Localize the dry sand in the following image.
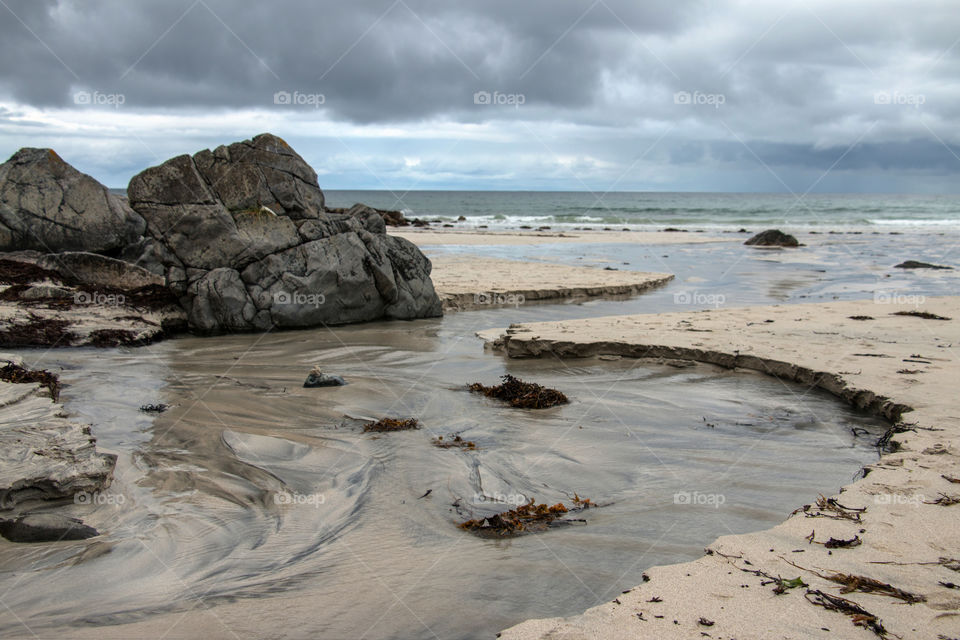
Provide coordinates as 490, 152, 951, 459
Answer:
479, 297, 960, 639
391, 228, 734, 246
428, 256, 673, 310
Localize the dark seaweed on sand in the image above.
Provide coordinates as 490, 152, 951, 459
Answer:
432, 435, 476, 450
0, 362, 61, 401
363, 417, 419, 433
459, 495, 594, 536
468, 374, 568, 409
892, 310, 951, 321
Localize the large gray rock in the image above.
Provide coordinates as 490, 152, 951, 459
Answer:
0, 148, 146, 253
128, 133, 442, 332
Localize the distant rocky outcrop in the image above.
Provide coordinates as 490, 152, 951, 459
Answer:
126, 133, 442, 332
744, 229, 800, 247
0, 148, 145, 253
894, 260, 952, 270
327, 203, 410, 227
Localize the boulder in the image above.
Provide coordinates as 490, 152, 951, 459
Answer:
127, 133, 442, 332
0, 513, 99, 543
0, 148, 145, 253
744, 229, 799, 247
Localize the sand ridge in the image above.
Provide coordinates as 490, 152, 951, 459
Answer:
428, 256, 673, 310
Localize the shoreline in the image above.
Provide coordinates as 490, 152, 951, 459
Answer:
390, 229, 735, 246
427, 256, 674, 310
481, 297, 960, 639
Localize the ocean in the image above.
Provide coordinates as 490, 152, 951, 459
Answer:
324, 190, 960, 232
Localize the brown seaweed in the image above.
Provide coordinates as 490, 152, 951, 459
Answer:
0, 362, 61, 401
468, 374, 568, 409
432, 435, 477, 450
458, 496, 594, 536
892, 310, 951, 321
363, 417, 420, 433
792, 494, 865, 522
804, 589, 888, 637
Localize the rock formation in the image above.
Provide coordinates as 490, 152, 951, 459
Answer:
126, 133, 442, 332
0, 148, 145, 253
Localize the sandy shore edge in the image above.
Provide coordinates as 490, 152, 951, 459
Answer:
391, 229, 734, 246
481, 297, 960, 639
428, 256, 673, 310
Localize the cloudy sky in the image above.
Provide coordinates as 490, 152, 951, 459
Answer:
0, 0, 958, 192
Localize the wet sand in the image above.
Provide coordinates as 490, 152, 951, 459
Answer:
484, 296, 960, 639
428, 256, 673, 310
0, 310, 889, 639
391, 229, 733, 246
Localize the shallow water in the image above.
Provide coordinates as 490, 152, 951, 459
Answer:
1, 308, 888, 639
4, 230, 956, 639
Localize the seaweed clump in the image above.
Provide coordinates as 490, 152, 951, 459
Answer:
363, 417, 419, 433
432, 435, 476, 450
469, 374, 568, 409
459, 495, 594, 537
0, 362, 61, 401
892, 310, 951, 321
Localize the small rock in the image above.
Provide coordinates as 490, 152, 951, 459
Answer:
744, 229, 799, 247
894, 260, 952, 270
303, 366, 346, 388
0, 513, 99, 543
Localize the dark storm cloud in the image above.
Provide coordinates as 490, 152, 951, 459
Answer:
0, 0, 699, 120
1, 0, 959, 190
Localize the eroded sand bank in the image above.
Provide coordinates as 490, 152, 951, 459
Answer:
428, 256, 673, 310
481, 297, 960, 639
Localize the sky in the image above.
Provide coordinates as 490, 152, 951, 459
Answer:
0, 0, 958, 192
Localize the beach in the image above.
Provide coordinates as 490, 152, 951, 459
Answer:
3, 2, 960, 636
0, 217, 957, 639
485, 296, 960, 639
